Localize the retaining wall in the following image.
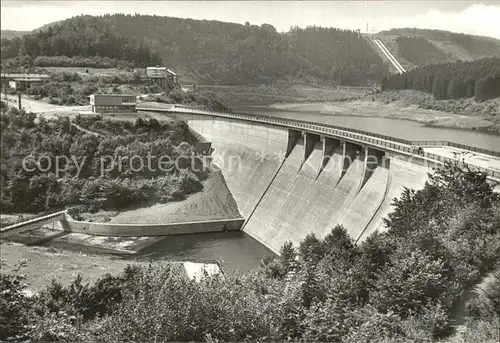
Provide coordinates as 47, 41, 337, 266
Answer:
64, 213, 244, 237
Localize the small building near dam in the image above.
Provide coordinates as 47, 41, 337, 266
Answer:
1, 73, 50, 91
89, 93, 137, 113
146, 67, 178, 90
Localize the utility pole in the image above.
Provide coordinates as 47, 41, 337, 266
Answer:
18, 91, 22, 110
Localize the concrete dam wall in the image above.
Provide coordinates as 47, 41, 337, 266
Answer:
174, 113, 431, 254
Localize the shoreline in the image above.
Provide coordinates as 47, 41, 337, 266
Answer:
5, 224, 164, 255
270, 101, 500, 137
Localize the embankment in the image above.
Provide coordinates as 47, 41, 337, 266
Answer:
106, 170, 241, 224
271, 96, 500, 134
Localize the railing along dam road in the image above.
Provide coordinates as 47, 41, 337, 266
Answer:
138, 105, 500, 179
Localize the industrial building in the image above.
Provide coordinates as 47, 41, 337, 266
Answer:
146, 67, 178, 90
89, 94, 137, 113
1, 73, 50, 91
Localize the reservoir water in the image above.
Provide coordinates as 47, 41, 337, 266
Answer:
241, 106, 500, 152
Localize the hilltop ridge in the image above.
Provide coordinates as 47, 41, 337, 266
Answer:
3, 14, 386, 85
375, 27, 500, 70
0, 30, 28, 40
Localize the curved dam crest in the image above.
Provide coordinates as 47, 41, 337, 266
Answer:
174, 112, 432, 254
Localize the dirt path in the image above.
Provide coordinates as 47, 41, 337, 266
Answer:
71, 122, 104, 137
3, 94, 89, 119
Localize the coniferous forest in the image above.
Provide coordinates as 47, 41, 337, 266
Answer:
382, 57, 500, 101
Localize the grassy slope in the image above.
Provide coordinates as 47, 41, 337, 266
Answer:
195, 84, 371, 108
85, 170, 242, 224
369, 34, 415, 71
374, 28, 500, 69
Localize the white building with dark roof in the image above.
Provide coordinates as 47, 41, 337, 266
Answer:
89, 93, 136, 113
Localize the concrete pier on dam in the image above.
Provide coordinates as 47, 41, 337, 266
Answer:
169, 111, 433, 254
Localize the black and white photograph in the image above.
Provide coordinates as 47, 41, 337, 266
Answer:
1, 0, 499, 341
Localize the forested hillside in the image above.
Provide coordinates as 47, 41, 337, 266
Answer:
381, 28, 500, 58
0, 16, 162, 69
1, 14, 387, 85
382, 57, 500, 101
91, 14, 387, 85
375, 28, 500, 71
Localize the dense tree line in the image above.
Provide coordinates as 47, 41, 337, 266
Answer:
381, 28, 500, 58
396, 36, 448, 65
382, 57, 500, 101
0, 109, 208, 213
0, 16, 162, 69
33, 56, 136, 69
1, 56, 136, 70
1, 162, 499, 342
3, 14, 387, 85
99, 13, 386, 84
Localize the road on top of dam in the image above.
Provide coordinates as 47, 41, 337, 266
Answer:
236, 106, 500, 153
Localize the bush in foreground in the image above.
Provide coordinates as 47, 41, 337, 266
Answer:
1, 163, 498, 342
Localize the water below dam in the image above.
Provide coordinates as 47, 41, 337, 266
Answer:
239, 106, 500, 152
40, 230, 274, 274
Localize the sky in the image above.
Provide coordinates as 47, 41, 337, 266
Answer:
2, 1, 500, 39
